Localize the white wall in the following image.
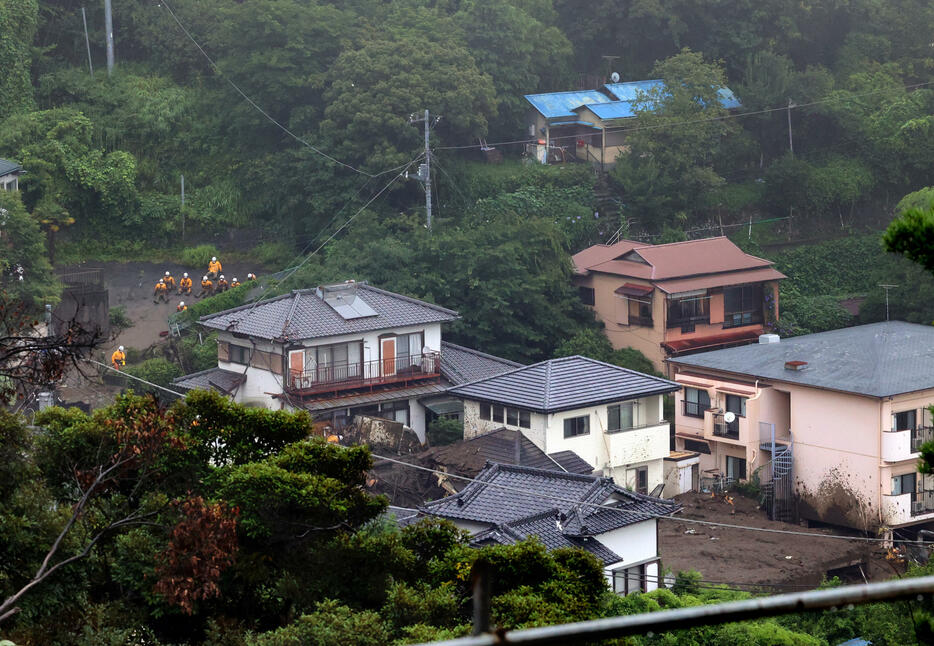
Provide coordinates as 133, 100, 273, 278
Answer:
461, 399, 547, 449
409, 397, 427, 444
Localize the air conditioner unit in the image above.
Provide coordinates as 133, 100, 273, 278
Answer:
912, 501, 925, 514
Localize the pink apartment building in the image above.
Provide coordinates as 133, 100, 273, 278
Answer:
668, 321, 934, 538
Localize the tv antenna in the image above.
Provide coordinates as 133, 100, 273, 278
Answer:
878, 284, 898, 321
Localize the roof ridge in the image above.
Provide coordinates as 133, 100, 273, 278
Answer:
359, 284, 460, 317
199, 290, 295, 323
504, 508, 563, 527
494, 461, 601, 483
543, 360, 553, 408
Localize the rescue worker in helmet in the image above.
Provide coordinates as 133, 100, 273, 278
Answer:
246, 272, 257, 282
230, 277, 241, 288
207, 256, 222, 280
111, 346, 126, 370
197, 275, 214, 299
178, 272, 192, 295
216, 274, 229, 292
163, 271, 176, 291
177, 301, 187, 312
153, 278, 169, 304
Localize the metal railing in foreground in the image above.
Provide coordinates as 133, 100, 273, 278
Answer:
412, 572, 934, 646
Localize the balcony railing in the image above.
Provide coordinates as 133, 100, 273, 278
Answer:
629, 315, 653, 327
911, 490, 934, 516
712, 412, 739, 440
911, 426, 934, 453
682, 400, 706, 418
722, 310, 764, 329
288, 352, 440, 396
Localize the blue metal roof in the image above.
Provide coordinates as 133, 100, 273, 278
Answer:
524, 90, 612, 119
603, 79, 664, 103
577, 101, 640, 120
598, 80, 742, 118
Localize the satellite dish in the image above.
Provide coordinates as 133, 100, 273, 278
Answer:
610, 72, 621, 83
723, 412, 736, 424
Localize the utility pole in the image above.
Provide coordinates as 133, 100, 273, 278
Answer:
787, 99, 795, 157
409, 109, 436, 230
104, 0, 114, 76
879, 284, 898, 321
180, 174, 185, 242
81, 8, 94, 78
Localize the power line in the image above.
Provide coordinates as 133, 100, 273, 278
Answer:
371, 453, 934, 547
435, 79, 934, 152
86, 359, 186, 398
158, 0, 401, 179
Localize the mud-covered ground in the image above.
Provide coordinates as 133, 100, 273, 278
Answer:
659, 491, 901, 589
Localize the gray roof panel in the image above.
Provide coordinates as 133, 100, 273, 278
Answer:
0, 158, 22, 176
200, 283, 458, 341
668, 321, 934, 398
440, 341, 523, 385
447, 356, 680, 412
173, 367, 245, 393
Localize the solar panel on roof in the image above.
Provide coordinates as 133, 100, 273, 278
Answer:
316, 282, 378, 319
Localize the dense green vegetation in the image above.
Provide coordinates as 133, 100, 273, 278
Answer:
3, 395, 931, 644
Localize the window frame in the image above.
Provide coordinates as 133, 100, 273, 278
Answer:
893, 410, 918, 432
726, 455, 747, 481
722, 283, 765, 329
228, 344, 250, 365
683, 387, 710, 418
563, 415, 590, 438
479, 402, 491, 421
579, 286, 595, 306
626, 296, 653, 327
892, 472, 917, 496
607, 402, 635, 432
666, 294, 710, 329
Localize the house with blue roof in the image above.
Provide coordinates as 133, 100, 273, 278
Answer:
524, 79, 741, 169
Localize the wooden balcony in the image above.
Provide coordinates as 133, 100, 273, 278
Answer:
287, 352, 441, 398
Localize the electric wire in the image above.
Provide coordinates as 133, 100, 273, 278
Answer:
86, 359, 186, 398
370, 452, 934, 547
158, 0, 402, 179
434, 79, 934, 151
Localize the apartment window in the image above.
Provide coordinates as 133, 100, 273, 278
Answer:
519, 410, 531, 429
725, 455, 747, 481
608, 402, 634, 431
667, 293, 709, 329
683, 388, 710, 418
563, 415, 590, 438
228, 344, 250, 365
627, 296, 653, 326
723, 284, 764, 329
893, 410, 918, 431
892, 472, 917, 496
506, 408, 518, 426
479, 403, 491, 421
613, 563, 647, 595
579, 286, 595, 306
633, 466, 648, 494
492, 406, 504, 424
683, 439, 711, 454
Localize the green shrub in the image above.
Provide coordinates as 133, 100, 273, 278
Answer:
109, 306, 133, 333
183, 285, 249, 321
180, 244, 220, 269
427, 417, 462, 446
247, 600, 389, 646
251, 241, 295, 269
123, 358, 182, 390
179, 331, 218, 373
671, 570, 703, 596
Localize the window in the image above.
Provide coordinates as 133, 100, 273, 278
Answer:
229, 344, 250, 365
683, 439, 711, 454
608, 403, 634, 431
506, 408, 518, 426
627, 297, 653, 326
683, 388, 710, 418
725, 394, 746, 417
563, 415, 590, 438
579, 286, 595, 306
633, 466, 648, 494
479, 403, 491, 421
723, 284, 764, 328
892, 472, 917, 496
893, 410, 918, 431
613, 563, 647, 595
726, 455, 747, 481
667, 293, 709, 329
492, 406, 504, 424
396, 332, 424, 369
519, 410, 531, 429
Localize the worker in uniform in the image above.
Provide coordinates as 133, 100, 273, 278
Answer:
246, 272, 256, 282
216, 274, 229, 292
207, 256, 222, 279
163, 271, 176, 291
111, 345, 126, 370
230, 277, 241, 288
177, 301, 187, 312
197, 275, 213, 299
178, 272, 192, 295
153, 278, 169, 304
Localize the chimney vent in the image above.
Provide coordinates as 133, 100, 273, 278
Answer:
759, 334, 780, 344
784, 360, 808, 371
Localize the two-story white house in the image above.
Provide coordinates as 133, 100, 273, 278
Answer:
420, 462, 682, 594
447, 356, 680, 494
173, 280, 519, 441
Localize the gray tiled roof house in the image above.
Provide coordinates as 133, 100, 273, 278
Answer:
447, 355, 680, 413
420, 462, 680, 564
439, 341, 523, 386
199, 283, 458, 341
428, 428, 593, 475
669, 321, 934, 398
173, 367, 244, 393
0, 158, 22, 177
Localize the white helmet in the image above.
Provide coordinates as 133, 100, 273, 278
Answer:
211, 256, 217, 262
159, 278, 164, 283
165, 271, 170, 276
118, 345, 124, 351
183, 272, 188, 277
220, 274, 225, 279
232, 277, 238, 282
203, 275, 208, 281
179, 301, 185, 306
